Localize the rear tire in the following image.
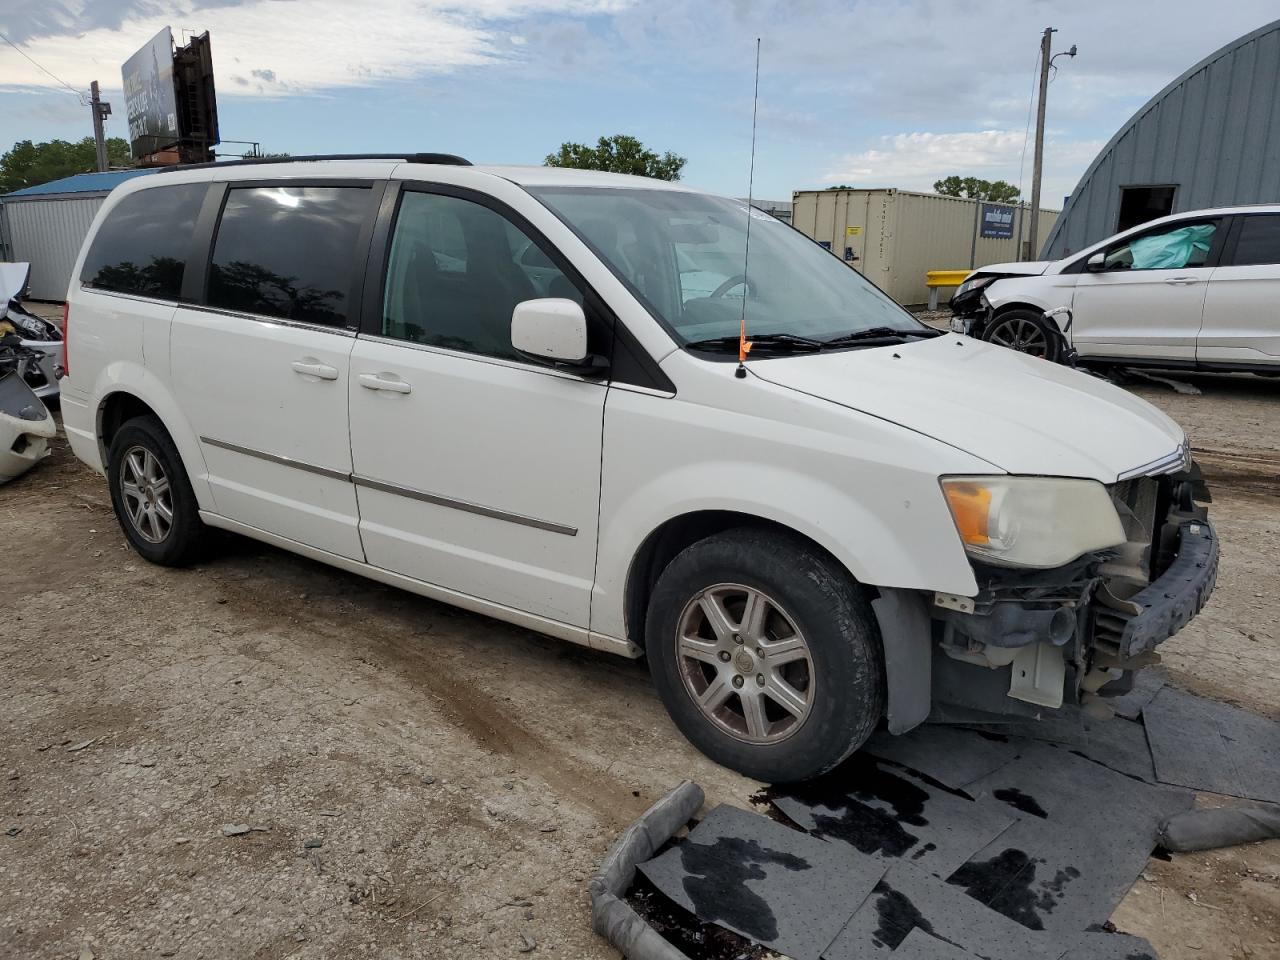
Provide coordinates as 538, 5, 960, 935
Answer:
982, 308, 1063, 362
645, 527, 884, 783
107, 415, 207, 566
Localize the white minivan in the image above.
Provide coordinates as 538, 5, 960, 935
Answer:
60, 155, 1218, 782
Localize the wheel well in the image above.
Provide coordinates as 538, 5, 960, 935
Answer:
623, 511, 860, 650
98, 393, 160, 459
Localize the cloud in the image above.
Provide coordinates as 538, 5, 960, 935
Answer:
824, 130, 1107, 206
0, 0, 632, 97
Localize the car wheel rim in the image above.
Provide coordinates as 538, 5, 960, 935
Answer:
119, 445, 173, 544
675, 583, 814, 745
989, 317, 1049, 357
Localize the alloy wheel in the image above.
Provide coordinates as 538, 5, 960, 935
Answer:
119, 445, 173, 544
675, 583, 814, 744
988, 316, 1050, 357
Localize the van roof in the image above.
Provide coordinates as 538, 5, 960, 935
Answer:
130, 156, 698, 193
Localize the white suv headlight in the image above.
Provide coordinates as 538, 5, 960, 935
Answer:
941, 476, 1126, 569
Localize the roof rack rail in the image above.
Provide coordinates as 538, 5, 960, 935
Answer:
152, 152, 471, 173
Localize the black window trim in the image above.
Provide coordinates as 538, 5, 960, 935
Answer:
189, 177, 386, 333
361, 179, 675, 392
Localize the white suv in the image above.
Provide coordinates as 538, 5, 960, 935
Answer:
950, 206, 1280, 371
60, 155, 1218, 782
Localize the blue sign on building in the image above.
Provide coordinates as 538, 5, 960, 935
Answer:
980, 203, 1016, 239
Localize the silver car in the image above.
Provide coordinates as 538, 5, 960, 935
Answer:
0, 262, 61, 400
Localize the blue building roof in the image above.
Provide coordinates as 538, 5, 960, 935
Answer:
2, 168, 158, 199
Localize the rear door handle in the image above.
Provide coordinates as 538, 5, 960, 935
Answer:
358, 373, 412, 394
1164, 277, 1200, 285
291, 359, 339, 380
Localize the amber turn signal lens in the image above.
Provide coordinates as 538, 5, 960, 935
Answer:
943, 482, 992, 546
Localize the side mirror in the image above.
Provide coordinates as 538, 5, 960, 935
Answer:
512, 298, 608, 378
1086, 252, 1107, 272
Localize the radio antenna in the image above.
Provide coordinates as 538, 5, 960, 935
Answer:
736, 37, 762, 380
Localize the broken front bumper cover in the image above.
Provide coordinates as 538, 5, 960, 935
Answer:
1094, 520, 1219, 658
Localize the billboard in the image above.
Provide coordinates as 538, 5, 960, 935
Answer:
173, 32, 220, 159
979, 203, 1016, 240
122, 27, 179, 159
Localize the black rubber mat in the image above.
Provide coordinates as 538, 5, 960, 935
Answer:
770, 754, 1015, 878
956, 742, 1192, 933
1144, 686, 1280, 803
822, 861, 1058, 960
864, 725, 1020, 791
1105, 670, 1166, 721
892, 928, 981, 959
638, 803, 885, 960
963, 715, 1158, 783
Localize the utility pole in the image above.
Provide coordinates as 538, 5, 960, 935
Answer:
89, 81, 112, 172
1026, 28, 1054, 261
1026, 28, 1077, 260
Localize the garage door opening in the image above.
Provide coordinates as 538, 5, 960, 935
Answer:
1117, 185, 1177, 233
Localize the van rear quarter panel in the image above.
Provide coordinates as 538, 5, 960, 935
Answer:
591, 357, 991, 642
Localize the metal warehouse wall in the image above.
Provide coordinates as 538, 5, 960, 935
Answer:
1044, 19, 1280, 259
792, 189, 1059, 306
1, 194, 105, 300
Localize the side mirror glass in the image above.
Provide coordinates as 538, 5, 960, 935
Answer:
511, 298, 589, 364
1086, 252, 1107, 272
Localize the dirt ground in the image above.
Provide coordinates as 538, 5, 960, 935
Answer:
2, 367, 1277, 960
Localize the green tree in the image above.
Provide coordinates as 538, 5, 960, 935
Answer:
544, 134, 686, 181
825, 184, 855, 190
0, 137, 133, 194
933, 175, 1020, 203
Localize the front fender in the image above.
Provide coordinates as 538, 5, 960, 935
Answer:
91, 360, 216, 511
591, 386, 986, 641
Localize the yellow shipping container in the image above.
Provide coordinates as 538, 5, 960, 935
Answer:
791, 189, 1060, 307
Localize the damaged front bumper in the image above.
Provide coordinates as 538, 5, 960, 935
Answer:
928, 470, 1217, 716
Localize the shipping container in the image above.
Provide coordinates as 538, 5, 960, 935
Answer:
791, 188, 1060, 307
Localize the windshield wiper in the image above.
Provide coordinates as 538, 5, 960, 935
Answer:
685, 333, 825, 353
822, 326, 941, 347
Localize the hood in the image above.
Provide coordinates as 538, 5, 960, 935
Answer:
750, 335, 1185, 483
0, 262, 30, 307
973, 260, 1053, 278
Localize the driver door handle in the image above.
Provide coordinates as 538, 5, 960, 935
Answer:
1164, 277, 1200, 285
358, 373, 412, 394
291, 359, 339, 380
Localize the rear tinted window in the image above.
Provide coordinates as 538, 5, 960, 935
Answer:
80, 183, 205, 299
1230, 215, 1280, 266
206, 186, 373, 327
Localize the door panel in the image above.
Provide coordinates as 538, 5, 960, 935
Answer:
1070, 219, 1220, 360
1199, 215, 1280, 364
169, 182, 381, 559
348, 186, 608, 626
349, 340, 605, 624
172, 310, 362, 557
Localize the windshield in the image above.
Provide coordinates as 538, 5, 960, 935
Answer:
527, 187, 922, 345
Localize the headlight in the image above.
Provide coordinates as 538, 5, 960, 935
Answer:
941, 476, 1125, 569
954, 276, 995, 298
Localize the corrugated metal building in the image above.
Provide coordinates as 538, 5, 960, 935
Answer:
1044, 19, 1280, 259
0, 169, 157, 300
792, 188, 1059, 306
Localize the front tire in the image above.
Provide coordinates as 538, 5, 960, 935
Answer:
646, 528, 884, 783
107, 415, 207, 566
982, 308, 1063, 362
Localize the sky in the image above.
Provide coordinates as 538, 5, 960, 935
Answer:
1, 1, 1277, 206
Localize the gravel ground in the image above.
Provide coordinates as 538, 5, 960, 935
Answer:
2, 360, 1277, 960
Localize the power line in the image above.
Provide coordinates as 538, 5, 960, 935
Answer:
0, 30, 89, 104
